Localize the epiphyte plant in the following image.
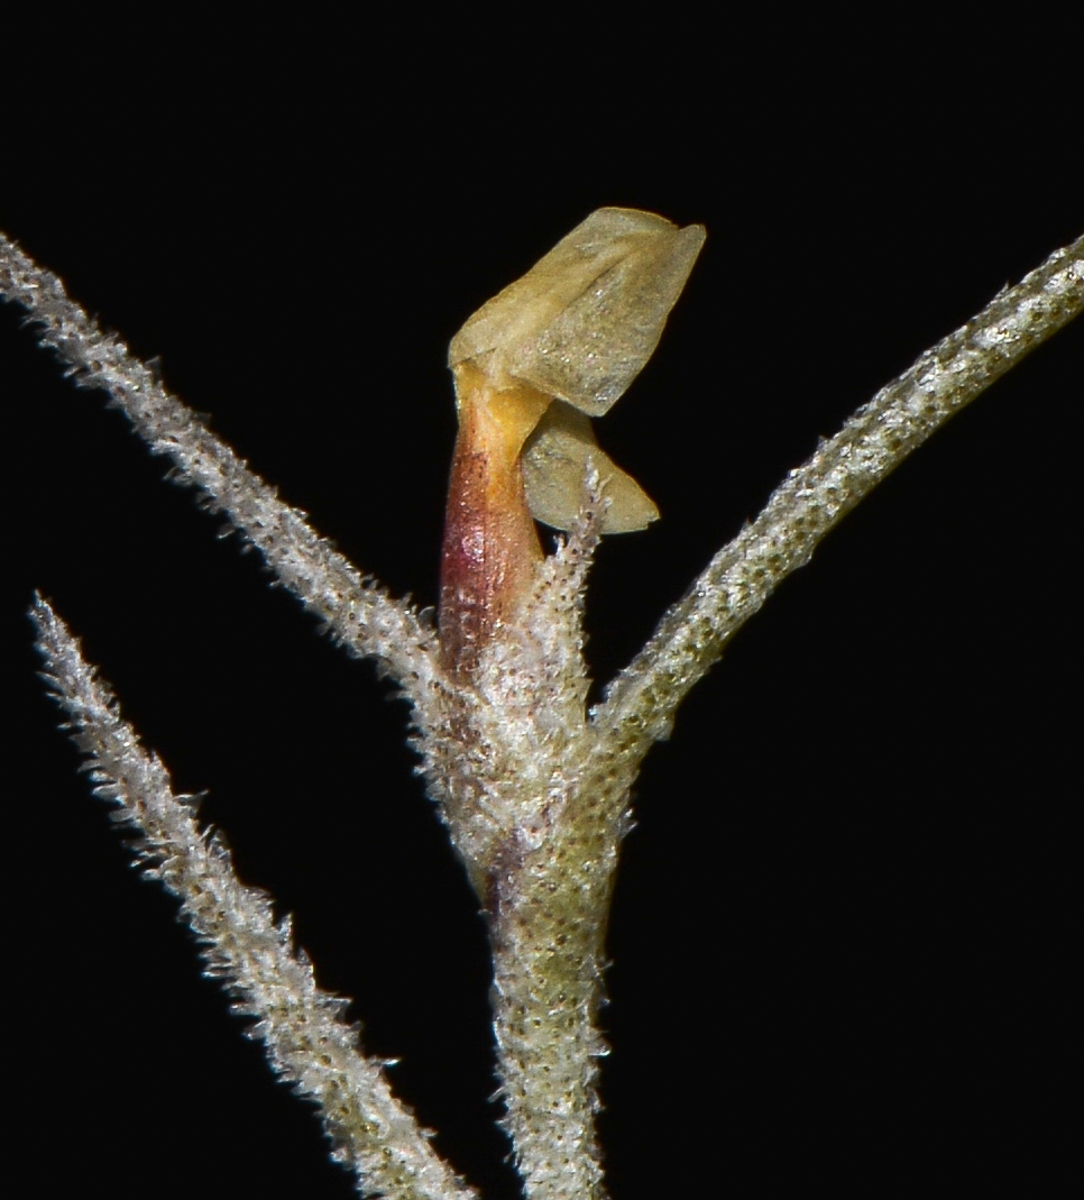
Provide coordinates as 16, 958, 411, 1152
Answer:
3, 212, 1081, 1199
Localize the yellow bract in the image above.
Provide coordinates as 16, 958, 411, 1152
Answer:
449, 207, 705, 533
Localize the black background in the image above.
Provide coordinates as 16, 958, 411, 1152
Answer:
3, 36, 1079, 1200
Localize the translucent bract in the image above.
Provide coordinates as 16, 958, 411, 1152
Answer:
449, 207, 706, 533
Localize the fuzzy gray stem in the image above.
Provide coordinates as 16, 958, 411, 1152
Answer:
1, 233, 441, 700
431, 499, 629, 1199
487, 835, 617, 1200
30, 596, 477, 1200
595, 234, 1083, 752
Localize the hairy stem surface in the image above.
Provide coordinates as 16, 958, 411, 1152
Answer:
0, 233, 440, 700
31, 597, 477, 1200
596, 234, 1083, 751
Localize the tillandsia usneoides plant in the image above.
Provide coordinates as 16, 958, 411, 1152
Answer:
4, 207, 1081, 1200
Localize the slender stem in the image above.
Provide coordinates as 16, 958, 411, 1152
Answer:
0, 232, 441, 701
487, 835, 615, 1200
30, 596, 477, 1200
442, 507, 626, 1200
594, 234, 1083, 752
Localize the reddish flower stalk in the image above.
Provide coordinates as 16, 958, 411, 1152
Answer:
439, 365, 551, 675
